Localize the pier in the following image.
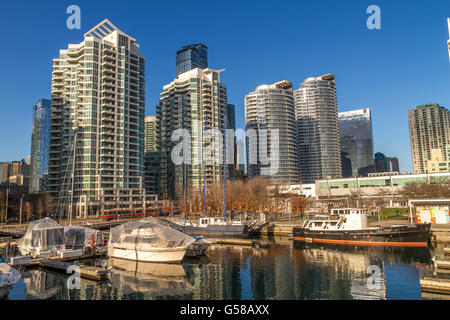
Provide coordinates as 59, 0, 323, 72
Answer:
420, 277, 450, 295
39, 260, 108, 281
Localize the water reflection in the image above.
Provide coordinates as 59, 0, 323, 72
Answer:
6, 240, 440, 300
109, 259, 194, 299
22, 269, 65, 299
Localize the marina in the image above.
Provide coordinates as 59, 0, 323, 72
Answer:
0, 211, 449, 300
1, 239, 447, 300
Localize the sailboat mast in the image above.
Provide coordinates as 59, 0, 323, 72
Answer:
69, 129, 77, 226
184, 133, 187, 223
223, 114, 227, 221
203, 108, 207, 218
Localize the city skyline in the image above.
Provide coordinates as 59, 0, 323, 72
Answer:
1, 1, 450, 174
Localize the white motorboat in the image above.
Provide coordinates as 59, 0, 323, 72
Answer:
108, 217, 195, 263
0, 263, 21, 287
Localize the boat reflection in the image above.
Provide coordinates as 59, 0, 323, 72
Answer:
109, 258, 195, 299
22, 269, 65, 299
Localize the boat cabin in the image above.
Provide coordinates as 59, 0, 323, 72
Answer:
198, 217, 243, 227
303, 208, 369, 230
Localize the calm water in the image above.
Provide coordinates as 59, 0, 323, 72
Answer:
2, 239, 448, 300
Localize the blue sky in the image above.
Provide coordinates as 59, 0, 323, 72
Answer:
1, 0, 450, 173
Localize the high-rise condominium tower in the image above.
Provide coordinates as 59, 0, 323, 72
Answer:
144, 116, 160, 196
338, 108, 375, 177
144, 116, 158, 152
157, 68, 228, 199
48, 19, 146, 217
30, 98, 51, 193
176, 44, 208, 77
245, 80, 298, 183
408, 104, 450, 173
295, 74, 342, 183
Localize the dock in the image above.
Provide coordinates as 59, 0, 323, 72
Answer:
39, 260, 108, 281
420, 277, 450, 295
434, 259, 450, 270
206, 238, 256, 247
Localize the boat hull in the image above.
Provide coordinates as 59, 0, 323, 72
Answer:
292, 223, 431, 247
108, 246, 188, 263
175, 224, 249, 237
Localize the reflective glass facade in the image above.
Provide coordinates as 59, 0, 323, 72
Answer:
245, 80, 298, 183
295, 74, 342, 183
30, 98, 51, 193
175, 44, 208, 77
338, 109, 375, 177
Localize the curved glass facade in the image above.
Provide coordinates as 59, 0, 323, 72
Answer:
245, 81, 298, 183
295, 74, 342, 183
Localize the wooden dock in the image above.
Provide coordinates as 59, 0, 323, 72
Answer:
420, 277, 450, 295
40, 260, 108, 281
434, 259, 450, 270
206, 238, 256, 247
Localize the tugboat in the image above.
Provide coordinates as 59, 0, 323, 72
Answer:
293, 208, 431, 247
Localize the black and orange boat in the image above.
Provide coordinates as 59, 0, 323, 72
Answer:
293, 208, 431, 247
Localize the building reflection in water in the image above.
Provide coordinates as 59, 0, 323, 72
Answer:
13, 241, 434, 300
183, 242, 432, 300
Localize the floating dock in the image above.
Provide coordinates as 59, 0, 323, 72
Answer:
420, 277, 450, 295
434, 260, 450, 270
206, 238, 256, 247
40, 260, 108, 281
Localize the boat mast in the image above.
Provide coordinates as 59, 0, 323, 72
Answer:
223, 113, 227, 222
203, 105, 207, 218
69, 128, 78, 226
184, 132, 187, 223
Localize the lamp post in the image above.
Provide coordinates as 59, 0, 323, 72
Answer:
19, 194, 25, 225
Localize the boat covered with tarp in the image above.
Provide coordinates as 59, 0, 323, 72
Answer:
108, 217, 195, 263
0, 263, 21, 287
17, 218, 65, 257
64, 225, 105, 252
18, 217, 107, 258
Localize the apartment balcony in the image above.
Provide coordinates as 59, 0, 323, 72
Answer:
102, 74, 116, 81
101, 60, 116, 68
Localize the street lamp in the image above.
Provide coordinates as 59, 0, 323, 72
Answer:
19, 194, 25, 225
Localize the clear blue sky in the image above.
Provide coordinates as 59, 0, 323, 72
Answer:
1, 0, 450, 173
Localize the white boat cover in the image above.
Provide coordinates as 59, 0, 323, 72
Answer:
17, 218, 65, 256
109, 217, 195, 249
64, 225, 105, 249
0, 263, 22, 287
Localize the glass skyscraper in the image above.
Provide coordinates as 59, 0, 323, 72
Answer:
295, 74, 342, 183
144, 115, 160, 196
338, 108, 375, 177
245, 80, 298, 183
408, 104, 450, 173
157, 68, 228, 199
30, 98, 51, 193
175, 44, 208, 77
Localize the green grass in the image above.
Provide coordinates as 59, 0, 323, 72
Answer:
368, 207, 410, 221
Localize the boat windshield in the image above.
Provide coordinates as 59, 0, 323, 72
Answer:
123, 236, 160, 245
